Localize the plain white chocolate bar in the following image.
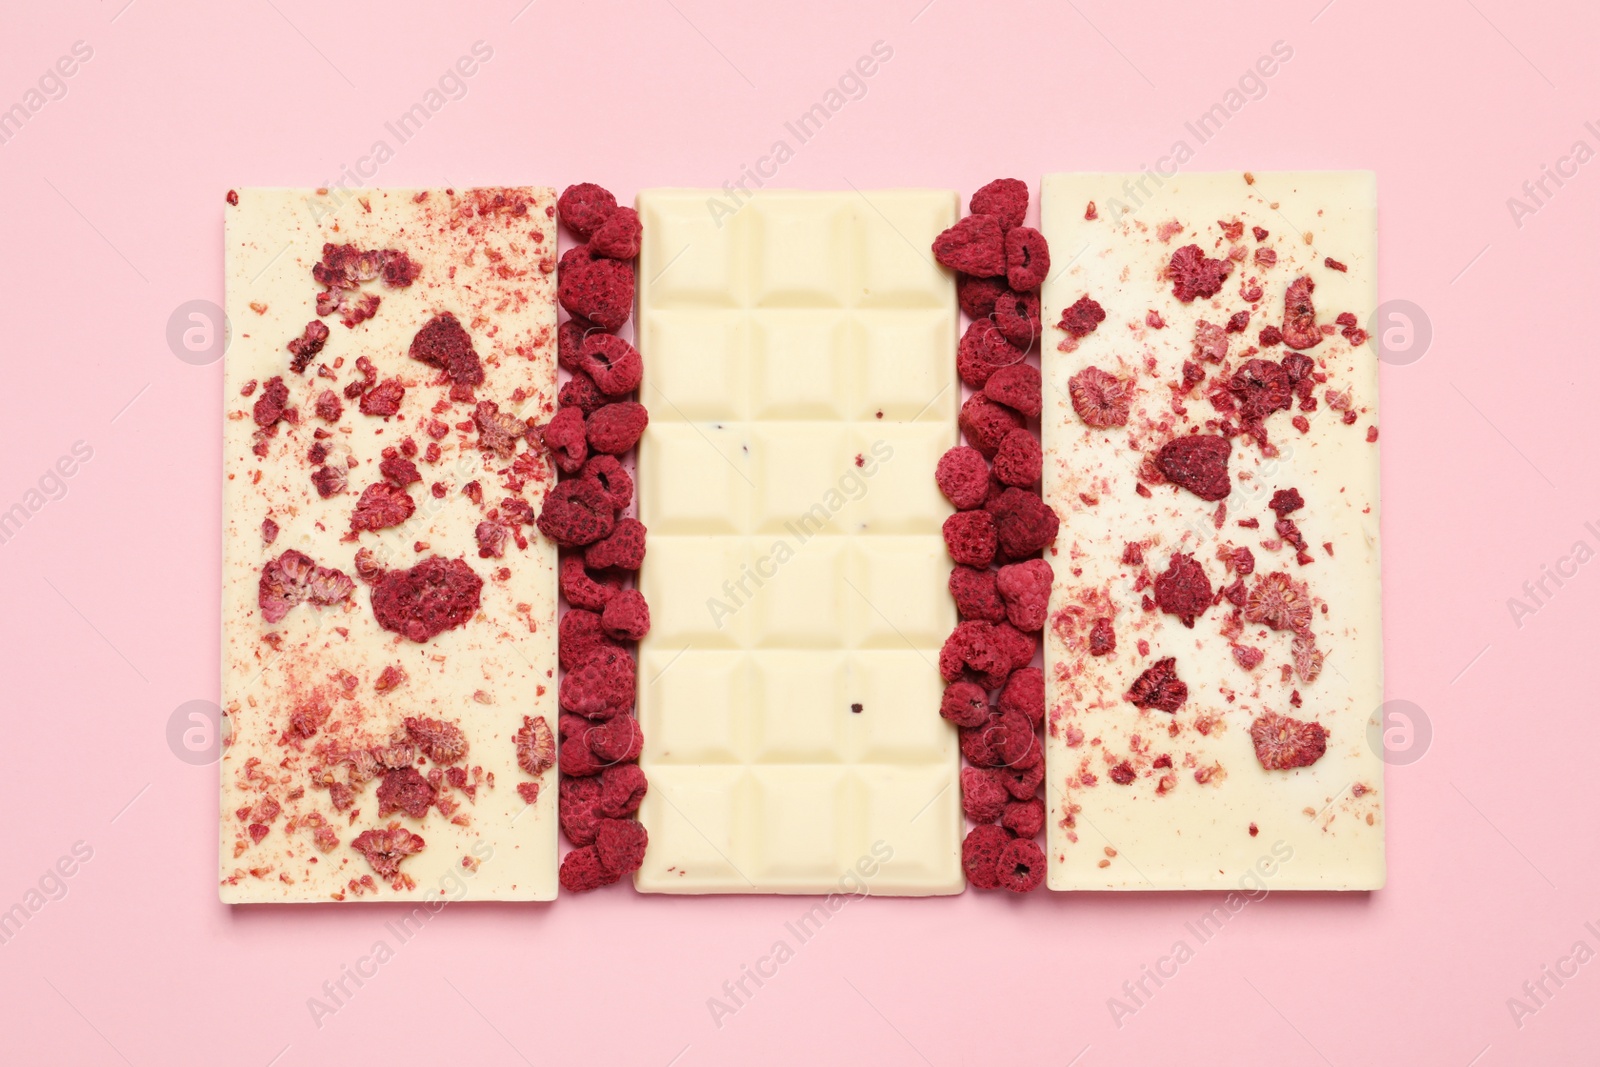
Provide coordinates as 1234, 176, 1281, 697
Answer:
1039, 171, 1385, 891
632, 189, 964, 894
221, 187, 561, 902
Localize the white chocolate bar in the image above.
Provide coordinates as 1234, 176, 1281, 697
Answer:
633, 189, 964, 894
1040, 172, 1384, 891
221, 188, 561, 902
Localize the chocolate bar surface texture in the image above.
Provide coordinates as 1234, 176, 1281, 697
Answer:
632, 189, 965, 895
221, 188, 560, 902
1039, 171, 1385, 891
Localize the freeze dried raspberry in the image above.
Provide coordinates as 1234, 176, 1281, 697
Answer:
997, 838, 1045, 893
970, 178, 1029, 229
993, 430, 1042, 488
350, 482, 415, 534
560, 644, 637, 719
1259, 324, 1284, 347
1270, 488, 1304, 516
949, 565, 1006, 623
403, 716, 467, 765
1232, 644, 1265, 671
587, 401, 649, 454
314, 390, 342, 422
1000, 759, 1045, 800
379, 455, 421, 487
1167, 244, 1233, 302
351, 824, 424, 881
560, 776, 604, 845
557, 318, 590, 371
983, 363, 1042, 418
559, 735, 604, 779
473, 400, 528, 456
1088, 617, 1115, 656
958, 318, 1026, 388
377, 767, 434, 819
1068, 366, 1130, 428
1109, 761, 1136, 785
992, 621, 1036, 671
509, 715, 554, 778
560, 555, 620, 610
559, 256, 635, 331
932, 214, 1006, 277
559, 370, 607, 415
942, 510, 998, 568
1002, 797, 1045, 838
579, 334, 644, 397
371, 557, 482, 642
935, 446, 991, 510
287, 320, 329, 373
559, 845, 621, 892
1153, 552, 1212, 627
1231, 546, 1256, 576
958, 274, 1009, 319
589, 206, 642, 259
558, 183, 618, 237
1004, 227, 1050, 291
1244, 571, 1313, 632
998, 666, 1044, 728
1229, 359, 1292, 422
962, 824, 1011, 889
1154, 435, 1232, 501
995, 559, 1052, 631
577, 454, 634, 511
537, 479, 617, 547
252, 376, 292, 428
358, 379, 405, 417
939, 620, 1010, 688
261, 518, 279, 545
598, 763, 649, 818
595, 818, 649, 876
962, 767, 1010, 823
1126, 657, 1187, 712
1250, 711, 1328, 770
1293, 634, 1324, 683
258, 550, 355, 624
1281, 276, 1322, 350
541, 406, 588, 473
990, 488, 1059, 560
516, 782, 541, 805
602, 588, 651, 640
1058, 295, 1106, 339
993, 288, 1042, 346
408, 312, 484, 387
940, 680, 991, 728
1192, 319, 1229, 363
585, 517, 647, 571
559, 609, 618, 672
587, 715, 644, 763
960, 393, 1024, 456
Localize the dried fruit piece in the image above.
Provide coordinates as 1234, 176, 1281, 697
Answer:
370, 557, 483, 642
560, 777, 604, 845
559, 845, 621, 891
577, 454, 634, 511
559, 644, 637, 719
959, 392, 1024, 456
935, 446, 991, 510
558, 255, 634, 330
1068, 366, 1130, 428
1002, 797, 1045, 838
351, 824, 424, 882
999, 759, 1045, 800
377, 767, 434, 819
252, 376, 293, 429
1243, 571, 1313, 632
949, 565, 1007, 623
1154, 435, 1231, 502
962, 824, 1011, 890
942, 510, 998, 568
514, 715, 556, 776
982, 364, 1042, 418
559, 371, 606, 415
1004, 226, 1050, 291
587, 401, 649, 454
998, 666, 1044, 728
473, 400, 528, 456
601, 588, 651, 640
1153, 552, 1212, 627
597, 763, 648, 818
578, 334, 644, 397
541, 406, 588, 473
1088, 617, 1115, 656
1228, 359, 1292, 423
589, 206, 642, 259
594, 818, 648, 875
958, 318, 1027, 388
561, 555, 620, 610
939, 620, 1010, 689
408, 312, 484, 386
536, 479, 617, 548
1058, 295, 1106, 339
993, 430, 1042, 488
1167, 244, 1233, 302
958, 274, 1009, 319
995, 559, 1052, 632
405, 716, 467, 764
1126, 657, 1187, 712
557, 183, 618, 238
587, 715, 644, 763
996, 838, 1045, 893
993, 288, 1042, 346
940, 681, 991, 728
970, 178, 1028, 229
962, 767, 1010, 823
1250, 711, 1328, 770
350, 482, 415, 534
1281, 276, 1322, 349
558, 609, 617, 672
932, 214, 1006, 276
258, 550, 355, 624
287, 320, 330, 373
584, 517, 647, 571
989, 488, 1059, 560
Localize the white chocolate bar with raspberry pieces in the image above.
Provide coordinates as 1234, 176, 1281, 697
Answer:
632, 189, 964, 894
1040, 172, 1384, 891
221, 188, 561, 902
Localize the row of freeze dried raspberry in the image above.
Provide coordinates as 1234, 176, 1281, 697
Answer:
930, 179, 1059, 893
537, 184, 651, 892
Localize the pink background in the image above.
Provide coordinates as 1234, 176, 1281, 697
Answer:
1, 0, 1594, 1062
